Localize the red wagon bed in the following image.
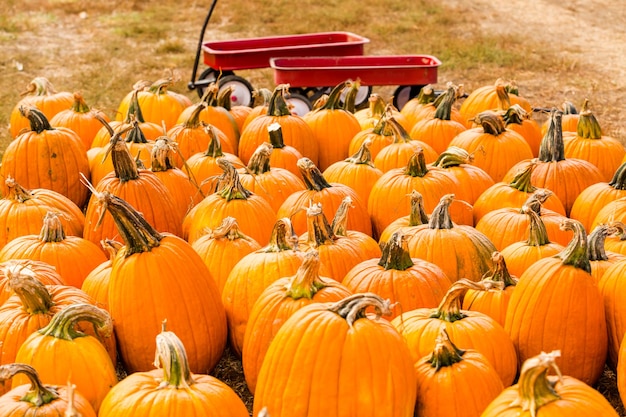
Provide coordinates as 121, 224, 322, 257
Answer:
202, 32, 370, 71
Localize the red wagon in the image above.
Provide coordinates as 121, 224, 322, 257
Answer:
188, 0, 441, 112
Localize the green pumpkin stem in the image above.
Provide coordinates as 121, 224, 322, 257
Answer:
154, 326, 195, 388
341, 79, 361, 113
304, 202, 336, 248
123, 88, 147, 124
378, 231, 414, 271
502, 104, 529, 126
404, 148, 431, 178
247, 142, 273, 175
284, 251, 327, 299
264, 218, 298, 252
87, 188, 163, 256
38, 211, 66, 243
427, 327, 465, 371
484, 252, 518, 288
576, 100, 603, 139
469, 111, 507, 135
608, 162, 626, 191
432, 146, 473, 169
7, 269, 54, 314
407, 190, 429, 226
428, 194, 456, 230
433, 84, 458, 121
267, 122, 288, 149
298, 158, 332, 191
511, 350, 563, 416
521, 205, 552, 247
587, 224, 614, 262
38, 303, 112, 341
430, 278, 504, 322
328, 292, 393, 327
0, 364, 59, 406
266, 85, 293, 117
538, 109, 565, 162
215, 159, 252, 201
507, 162, 538, 193
19, 105, 53, 134
148, 77, 174, 95
557, 219, 591, 273
70, 92, 91, 113
316, 80, 350, 111
345, 139, 376, 167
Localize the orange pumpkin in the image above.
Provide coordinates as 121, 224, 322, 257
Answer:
588, 224, 625, 285
505, 219, 608, 386
399, 84, 438, 127
9, 77, 73, 138
303, 80, 362, 171
50, 91, 111, 150
354, 93, 413, 132
409, 83, 467, 154
265, 122, 304, 179
0, 211, 107, 288
413, 327, 504, 417
598, 257, 626, 370
242, 250, 352, 394
347, 114, 393, 162
342, 230, 452, 320
459, 79, 532, 128
98, 327, 249, 417
0, 259, 65, 306
94, 191, 227, 374
501, 103, 542, 157
0, 364, 97, 417
12, 304, 118, 412
253, 293, 417, 417
80, 239, 123, 312
1, 105, 91, 209
483, 350, 618, 416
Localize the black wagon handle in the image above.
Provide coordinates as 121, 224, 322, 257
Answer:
188, 0, 220, 91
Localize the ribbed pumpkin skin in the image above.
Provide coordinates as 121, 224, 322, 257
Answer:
177, 104, 240, 152
475, 207, 571, 251
563, 131, 626, 182
598, 259, 626, 370
0, 382, 97, 417
84, 169, 183, 249
0, 235, 107, 289
98, 369, 249, 417
570, 181, 626, 234
410, 117, 467, 155
414, 350, 503, 417
0, 260, 65, 306
505, 116, 542, 158
242, 273, 352, 394
108, 235, 227, 374
482, 375, 619, 417
392, 308, 518, 387
458, 82, 532, 128
116, 87, 187, 131
0, 122, 90, 209
239, 167, 306, 213
323, 158, 383, 206
253, 298, 417, 417
167, 122, 235, 168
277, 183, 372, 237
342, 258, 452, 320
500, 241, 564, 278
504, 258, 608, 386
81, 259, 113, 311
50, 92, 110, 151
152, 167, 203, 220
591, 197, 626, 232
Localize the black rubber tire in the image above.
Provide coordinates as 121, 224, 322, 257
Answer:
218, 74, 255, 108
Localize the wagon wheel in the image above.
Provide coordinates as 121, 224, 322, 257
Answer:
393, 85, 423, 110
285, 91, 312, 116
218, 75, 255, 107
194, 68, 235, 98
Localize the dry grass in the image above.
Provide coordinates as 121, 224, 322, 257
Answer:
2, 0, 626, 415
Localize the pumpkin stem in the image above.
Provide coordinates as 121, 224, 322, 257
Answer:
521, 205, 552, 247
91, 190, 163, 256
215, 159, 253, 201
0, 364, 59, 406
556, 219, 591, 273
181, 102, 208, 129
428, 194, 456, 230
507, 162, 538, 193
327, 293, 393, 327
100, 238, 124, 260
378, 231, 414, 271
247, 142, 273, 175
484, 252, 518, 288
64, 383, 80, 417
469, 111, 507, 136
304, 202, 336, 248
123, 88, 147, 124
587, 224, 615, 262
106, 132, 140, 182
38, 211, 66, 243
430, 278, 504, 322
315, 80, 350, 111
538, 108, 565, 162
502, 104, 529, 126
344, 139, 376, 167
432, 146, 473, 169
407, 190, 430, 226
19, 105, 53, 134
4, 176, 34, 203
264, 218, 298, 252
387, 115, 413, 144
331, 196, 354, 237
433, 84, 458, 121
7, 267, 54, 314
427, 327, 465, 371
609, 221, 626, 242
150, 137, 176, 172
154, 326, 195, 389
297, 158, 332, 191
217, 85, 234, 111
575, 100, 603, 139
520, 189, 552, 215
267, 122, 288, 150
493, 82, 512, 111
266, 85, 292, 117
284, 251, 327, 299
20, 76, 57, 97
608, 162, 626, 191
70, 92, 91, 114
207, 216, 252, 242
511, 350, 563, 416
404, 148, 430, 178
38, 303, 112, 341
341, 79, 361, 113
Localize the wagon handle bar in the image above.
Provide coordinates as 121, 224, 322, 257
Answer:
188, 0, 219, 91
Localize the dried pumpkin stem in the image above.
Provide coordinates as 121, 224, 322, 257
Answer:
557, 219, 590, 272
486, 252, 518, 287
512, 350, 562, 416
216, 159, 252, 201
427, 327, 465, 371
0, 363, 59, 406
8, 270, 54, 314
247, 142, 273, 175
264, 218, 298, 252
38, 303, 112, 341
428, 194, 455, 230
154, 328, 195, 389
38, 211, 66, 243
298, 158, 332, 191
378, 231, 414, 271
538, 109, 565, 162
522, 206, 551, 247
508, 162, 537, 193
407, 190, 429, 226
304, 202, 336, 247
404, 148, 430, 178
331, 196, 353, 237
328, 293, 393, 327
19, 105, 52, 134
587, 224, 614, 262
431, 278, 504, 322
285, 251, 326, 299
345, 139, 375, 166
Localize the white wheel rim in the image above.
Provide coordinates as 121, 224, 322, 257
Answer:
220, 80, 252, 107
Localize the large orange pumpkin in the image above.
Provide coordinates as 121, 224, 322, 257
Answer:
253, 293, 417, 417
504, 219, 608, 386
50, 91, 111, 150
501, 104, 542, 157
459, 79, 532, 128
